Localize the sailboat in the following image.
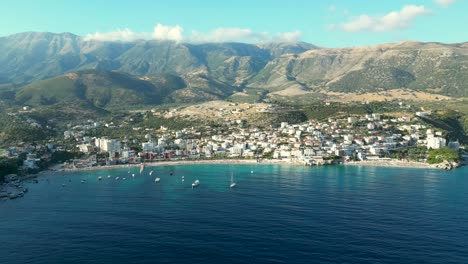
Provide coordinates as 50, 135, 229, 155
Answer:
230, 173, 236, 188
192, 180, 200, 188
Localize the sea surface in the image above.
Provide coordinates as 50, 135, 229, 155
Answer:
0, 164, 467, 264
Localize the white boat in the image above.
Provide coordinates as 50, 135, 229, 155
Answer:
98, 176, 102, 181
149, 170, 154, 176
115, 177, 119, 180
140, 163, 145, 174
192, 180, 200, 188
155, 178, 161, 183
230, 173, 236, 188
123, 177, 126, 180
132, 173, 135, 177
107, 175, 111, 179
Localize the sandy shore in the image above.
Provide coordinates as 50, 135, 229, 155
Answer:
57, 159, 291, 173
343, 160, 432, 169
41, 158, 441, 175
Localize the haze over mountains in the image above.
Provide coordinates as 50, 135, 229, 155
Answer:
1, 32, 467, 107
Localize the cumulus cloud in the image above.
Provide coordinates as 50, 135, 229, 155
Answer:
152, 23, 184, 42
191, 28, 256, 43
191, 28, 301, 43
434, 0, 456, 7
339, 5, 431, 32
84, 24, 302, 43
84, 28, 149, 42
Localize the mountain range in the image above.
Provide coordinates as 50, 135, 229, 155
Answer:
0, 32, 467, 108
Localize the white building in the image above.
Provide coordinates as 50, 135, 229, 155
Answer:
95, 138, 121, 154
367, 123, 376, 130
142, 142, 155, 152
426, 136, 446, 149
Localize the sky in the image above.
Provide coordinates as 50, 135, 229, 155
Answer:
0, 0, 466, 47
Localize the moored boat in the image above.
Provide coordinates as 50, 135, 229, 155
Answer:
192, 180, 200, 188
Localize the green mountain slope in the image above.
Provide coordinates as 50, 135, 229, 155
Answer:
0, 33, 467, 99
15, 70, 178, 109
249, 42, 468, 97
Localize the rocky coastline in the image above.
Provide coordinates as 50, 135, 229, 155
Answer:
0, 174, 30, 201
1, 158, 463, 201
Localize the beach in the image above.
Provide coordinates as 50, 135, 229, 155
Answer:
343, 160, 432, 169
56, 158, 443, 174
58, 159, 289, 173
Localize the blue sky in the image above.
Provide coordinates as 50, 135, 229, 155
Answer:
0, 0, 466, 47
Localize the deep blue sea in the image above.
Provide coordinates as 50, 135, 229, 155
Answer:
0, 164, 467, 264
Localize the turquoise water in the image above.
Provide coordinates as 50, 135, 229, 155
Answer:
0, 164, 467, 264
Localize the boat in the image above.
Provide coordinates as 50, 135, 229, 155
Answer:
140, 163, 145, 174
230, 173, 236, 188
149, 170, 154, 176
123, 177, 126, 180
98, 176, 102, 181
132, 173, 135, 177
192, 180, 200, 188
115, 177, 119, 180
107, 175, 111, 179
155, 178, 161, 183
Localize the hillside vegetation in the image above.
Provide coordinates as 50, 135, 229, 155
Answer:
0, 33, 466, 100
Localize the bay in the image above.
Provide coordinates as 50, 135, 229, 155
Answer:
0, 164, 467, 264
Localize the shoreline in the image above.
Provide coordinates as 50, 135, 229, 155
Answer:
55, 158, 444, 173
57, 159, 289, 173
1, 158, 460, 201
343, 160, 433, 169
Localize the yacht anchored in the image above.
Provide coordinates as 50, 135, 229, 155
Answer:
192, 180, 200, 188
230, 173, 236, 188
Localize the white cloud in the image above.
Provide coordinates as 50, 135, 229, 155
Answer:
191, 28, 255, 43
339, 5, 431, 32
434, 0, 456, 7
274, 31, 302, 42
84, 28, 149, 42
152, 23, 184, 42
191, 28, 301, 43
84, 24, 302, 43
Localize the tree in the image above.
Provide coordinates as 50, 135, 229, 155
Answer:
427, 147, 460, 164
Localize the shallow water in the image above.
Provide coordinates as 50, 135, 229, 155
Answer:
1, 164, 467, 264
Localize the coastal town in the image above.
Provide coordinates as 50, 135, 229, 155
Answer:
1, 102, 464, 186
